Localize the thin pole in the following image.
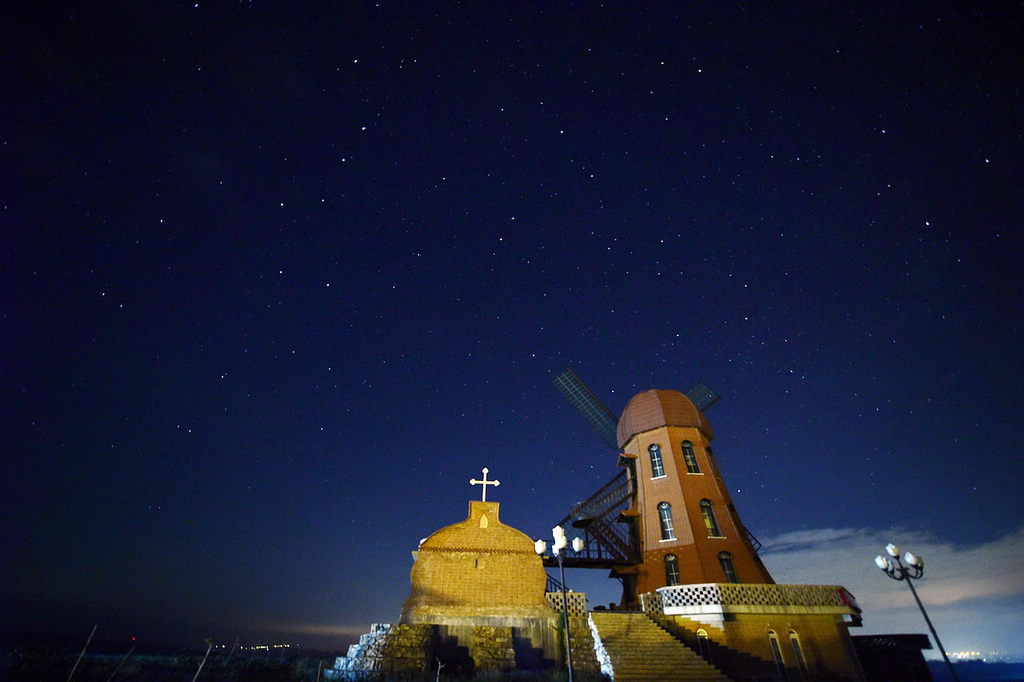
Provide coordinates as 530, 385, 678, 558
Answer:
105, 645, 134, 682
191, 639, 213, 682
67, 624, 97, 682
558, 551, 573, 682
905, 577, 960, 682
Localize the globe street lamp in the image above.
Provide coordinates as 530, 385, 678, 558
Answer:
536, 526, 585, 682
874, 543, 960, 682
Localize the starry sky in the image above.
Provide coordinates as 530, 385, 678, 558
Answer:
3, 0, 1023, 659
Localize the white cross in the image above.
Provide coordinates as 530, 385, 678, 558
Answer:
469, 467, 500, 502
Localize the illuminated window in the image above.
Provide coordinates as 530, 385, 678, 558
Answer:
696, 629, 711, 660
648, 444, 665, 478
789, 631, 809, 679
699, 499, 722, 537
664, 553, 680, 585
681, 440, 700, 473
657, 502, 676, 540
718, 551, 739, 583
768, 630, 788, 681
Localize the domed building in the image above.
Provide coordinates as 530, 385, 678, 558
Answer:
327, 492, 595, 678
400, 499, 552, 625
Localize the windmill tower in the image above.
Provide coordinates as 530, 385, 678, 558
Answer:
551, 369, 772, 607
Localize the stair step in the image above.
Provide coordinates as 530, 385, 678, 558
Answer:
589, 612, 732, 682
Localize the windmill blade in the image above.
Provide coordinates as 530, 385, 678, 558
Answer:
684, 381, 721, 411
552, 368, 620, 451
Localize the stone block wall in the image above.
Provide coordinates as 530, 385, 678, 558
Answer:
378, 624, 435, 676
326, 623, 435, 679
567, 617, 601, 674
326, 617, 604, 679
469, 626, 515, 673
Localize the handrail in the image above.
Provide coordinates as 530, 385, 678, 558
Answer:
552, 470, 641, 563
545, 573, 564, 594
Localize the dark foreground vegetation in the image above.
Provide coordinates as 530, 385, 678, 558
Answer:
0, 633, 605, 682
0, 633, 326, 682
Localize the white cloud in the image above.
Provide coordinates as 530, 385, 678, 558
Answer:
759, 526, 1024, 658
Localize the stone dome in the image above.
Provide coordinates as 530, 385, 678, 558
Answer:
400, 501, 550, 624
616, 389, 713, 447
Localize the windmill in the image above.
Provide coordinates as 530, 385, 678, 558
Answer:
552, 368, 721, 451
544, 369, 721, 571
543, 371, 867, 680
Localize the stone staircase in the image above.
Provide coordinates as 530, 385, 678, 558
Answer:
589, 612, 732, 681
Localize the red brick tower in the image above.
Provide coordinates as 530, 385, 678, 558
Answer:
614, 389, 773, 596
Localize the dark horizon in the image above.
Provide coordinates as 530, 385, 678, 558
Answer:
0, 628, 346, 656
2, 595, 363, 653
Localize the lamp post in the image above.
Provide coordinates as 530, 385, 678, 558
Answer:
536, 526, 585, 682
874, 543, 960, 682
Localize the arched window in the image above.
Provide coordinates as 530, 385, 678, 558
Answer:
699, 499, 722, 537
648, 443, 665, 478
681, 440, 700, 473
696, 629, 711, 660
664, 553, 680, 585
657, 502, 676, 540
789, 631, 809, 679
768, 630, 788, 681
718, 551, 739, 583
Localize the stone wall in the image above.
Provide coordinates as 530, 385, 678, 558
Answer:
469, 626, 515, 673
325, 617, 604, 679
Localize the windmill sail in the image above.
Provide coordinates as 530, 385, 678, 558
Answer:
552, 368, 620, 451
683, 381, 720, 411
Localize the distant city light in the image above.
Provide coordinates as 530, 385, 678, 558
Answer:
214, 642, 295, 650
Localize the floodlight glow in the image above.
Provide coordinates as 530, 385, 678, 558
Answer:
885, 543, 900, 558
874, 555, 890, 571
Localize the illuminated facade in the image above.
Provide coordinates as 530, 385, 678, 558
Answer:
328, 499, 598, 678
614, 389, 774, 596
330, 387, 897, 680
606, 389, 867, 681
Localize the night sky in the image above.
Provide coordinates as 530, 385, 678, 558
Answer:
4, 1, 1023, 659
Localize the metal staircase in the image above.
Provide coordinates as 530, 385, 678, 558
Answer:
544, 470, 640, 569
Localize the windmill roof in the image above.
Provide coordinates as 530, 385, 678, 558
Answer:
616, 389, 713, 447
